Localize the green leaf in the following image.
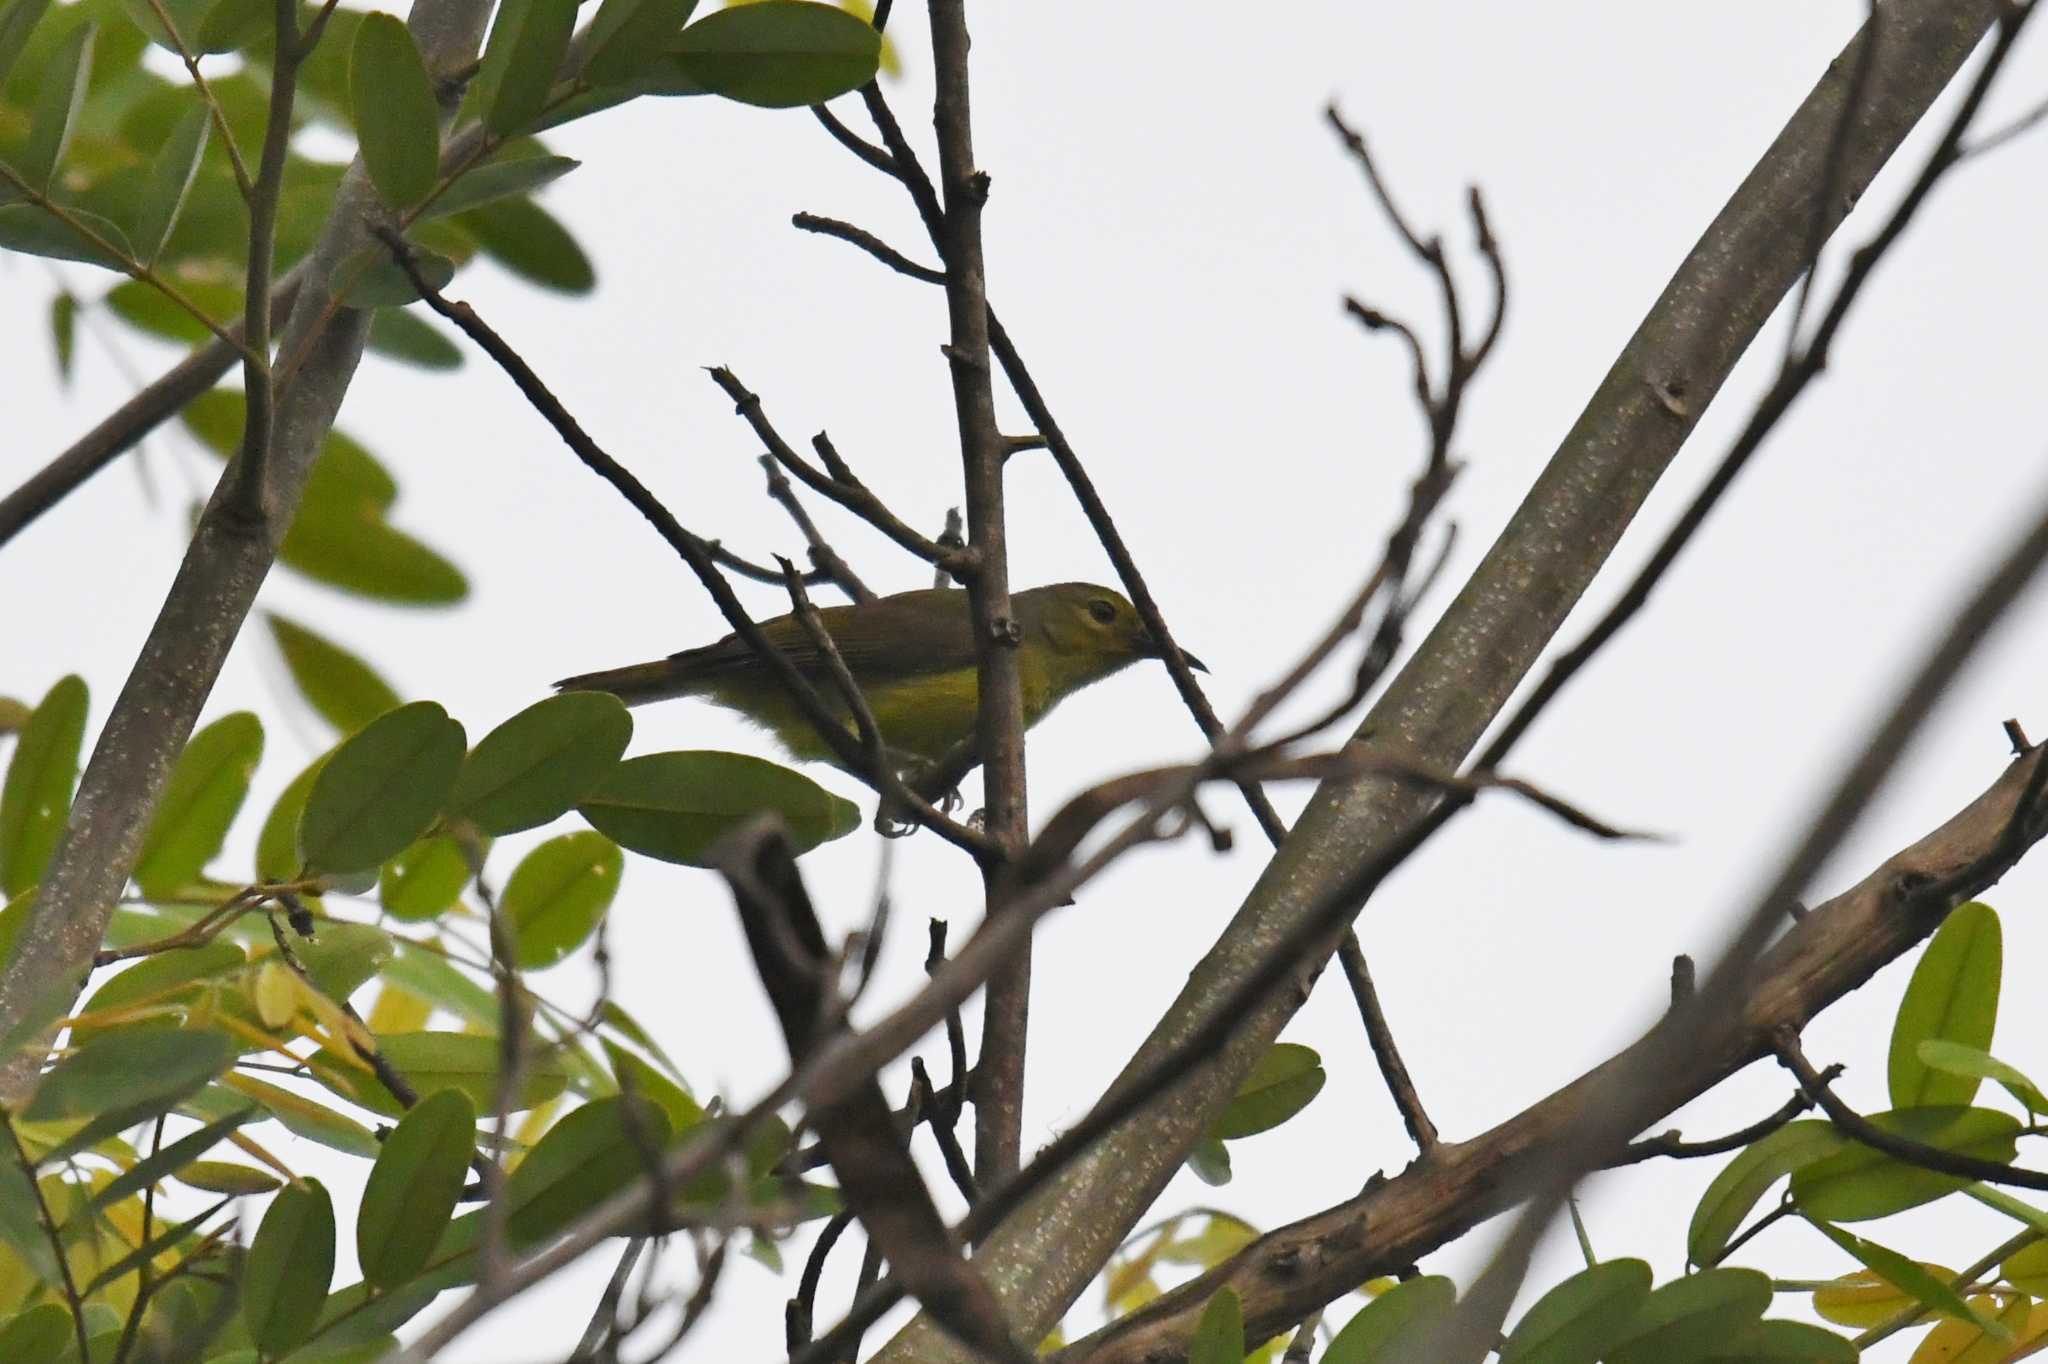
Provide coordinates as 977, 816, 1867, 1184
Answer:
1891, 902, 2001, 1109
216, 1075, 380, 1158
669, 0, 878, 108
242, 1178, 336, 1356
368, 307, 463, 369
577, 750, 859, 866
1209, 1042, 1325, 1141
131, 100, 208, 262
0, 1302, 72, 1364
1700, 1319, 1858, 1361
1806, 1218, 2006, 1340
473, 0, 575, 135
107, 276, 239, 343
503, 1094, 670, 1246
311, 1030, 569, 1118
350, 14, 440, 210
1604, 1268, 1771, 1364
358, 1088, 475, 1287
257, 748, 330, 882
87, 1104, 253, 1209
133, 711, 262, 896
604, 1040, 700, 1135
333, 242, 455, 307
174, 1159, 281, 1194
451, 692, 632, 835
598, 1000, 684, 1078
382, 940, 497, 1031
267, 614, 403, 736
1686, 1120, 1846, 1266
1499, 1259, 1652, 1364
0, 203, 134, 268
49, 290, 75, 382
420, 152, 578, 221
194, 0, 266, 51
24, 1027, 232, 1121
581, 0, 695, 83
1790, 1105, 2020, 1221
1185, 1134, 1231, 1186
1188, 1287, 1244, 1364
454, 194, 591, 292
20, 20, 94, 190
380, 834, 474, 921
1919, 1040, 2048, 1117
298, 701, 465, 876
295, 920, 396, 1003
281, 504, 468, 605
0, 0, 54, 89
0, 674, 86, 896
1323, 1276, 1456, 1363
76, 939, 246, 1024
0, 1159, 59, 1284
502, 831, 621, 969
2002, 1238, 2048, 1295
1963, 1181, 2048, 1235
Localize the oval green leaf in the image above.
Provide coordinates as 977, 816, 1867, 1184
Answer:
1184, 1135, 1231, 1187
0, 203, 135, 269
358, 1087, 475, 1287
350, 13, 440, 211
1210, 1042, 1325, 1141
333, 242, 456, 307
257, 748, 331, 882
379, 833, 475, 921
581, 0, 695, 84
1604, 1268, 1770, 1364
1324, 1275, 1456, 1363
368, 307, 464, 369
1919, 1039, 2048, 1117
242, 1178, 336, 1356
0, 674, 86, 896
219, 1075, 380, 1158
25, 1027, 233, 1121
0, 0, 56, 92
281, 509, 468, 605
0, 1302, 71, 1363
1806, 1218, 2006, 1340
173, 1160, 281, 1195
1686, 1119, 1846, 1266
133, 711, 262, 897
502, 830, 622, 969
1890, 902, 2001, 1109
132, 101, 209, 263
267, 614, 404, 737
20, 21, 94, 190
294, 920, 396, 1003
77, 939, 246, 1024
669, 0, 879, 109
1702, 1319, 1858, 1362
420, 152, 579, 221
473, 0, 575, 134
503, 1094, 670, 1246
1499, 1258, 1652, 1364
577, 750, 859, 866
195, 0, 267, 51
1791, 1105, 2020, 1222
298, 701, 465, 876
454, 194, 592, 292
311, 1030, 568, 1118
451, 692, 632, 835
1187, 1286, 1244, 1364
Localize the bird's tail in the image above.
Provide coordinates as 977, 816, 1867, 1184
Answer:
554, 658, 697, 706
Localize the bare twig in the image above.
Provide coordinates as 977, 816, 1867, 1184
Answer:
1337, 935, 1437, 1151
1606, 1076, 1831, 1168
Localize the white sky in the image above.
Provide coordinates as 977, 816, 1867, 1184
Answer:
8, 2, 2048, 1360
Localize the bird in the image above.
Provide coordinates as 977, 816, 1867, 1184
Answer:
555, 581, 1202, 770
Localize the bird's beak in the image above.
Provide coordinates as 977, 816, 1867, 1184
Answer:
1142, 630, 1208, 673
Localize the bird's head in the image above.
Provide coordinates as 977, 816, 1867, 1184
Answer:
1023, 582, 1208, 685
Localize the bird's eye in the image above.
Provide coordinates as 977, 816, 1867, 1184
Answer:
1088, 599, 1117, 625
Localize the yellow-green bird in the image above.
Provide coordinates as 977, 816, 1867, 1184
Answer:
555, 582, 1200, 768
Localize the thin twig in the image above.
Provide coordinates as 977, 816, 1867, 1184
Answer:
1337, 935, 1436, 1151
1606, 1076, 1832, 1168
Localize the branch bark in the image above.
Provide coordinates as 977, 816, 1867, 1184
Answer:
872, 0, 2006, 1355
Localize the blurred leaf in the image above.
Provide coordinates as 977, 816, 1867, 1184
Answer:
420, 151, 578, 221
1188, 1287, 1244, 1364
1812, 1266, 1953, 1327
311, 1030, 568, 1118
294, 920, 395, 1003
77, 939, 245, 1024
472, 0, 575, 134
2004, 1239, 2048, 1296
604, 1041, 700, 1135
0, 203, 134, 267
257, 748, 329, 882
451, 692, 632, 835
1323, 1275, 1456, 1363
0, 1153, 59, 1283
576, 750, 859, 866
131, 100, 207, 262
1792, 1106, 2020, 1221
243, 1178, 335, 1356
298, 702, 465, 876
368, 980, 433, 1033
350, 14, 439, 210
1209, 1042, 1324, 1141
580, 0, 694, 83
173, 1159, 281, 1194
0, 0, 54, 88
503, 1094, 669, 1246
598, 1000, 684, 1078
1157, 1215, 1257, 1269
194, 0, 265, 51
1184, 1135, 1230, 1187
1919, 1040, 2048, 1120
333, 241, 455, 306
88, 1104, 253, 1208
49, 291, 75, 382
0, 674, 86, 896
1891, 903, 2001, 1109
358, 1088, 475, 1287
280, 510, 468, 605
24, 1027, 232, 1121
267, 614, 403, 737
454, 194, 591, 292
502, 831, 621, 969
669, 0, 877, 108
1605, 1268, 1771, 1364
1808, 1219, 2006, 1340
1700, 1319, 1857, 1362
1499, 1259, 1652, 1364
382, 939, 496, 1031
219, 1074, 379, 1157
368, 307, 463, 369
21, 21, 94, 190
379, 834, 473, 921
120, 0, 209, 50
0, 1303, 71, 1363
133, 710, 261, 896
1687, 1120, 1845, 1266
108, 276, 238, 342
1907, 1293, 2031, 1364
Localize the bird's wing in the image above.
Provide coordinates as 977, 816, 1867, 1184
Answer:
666, 587, 983, 685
